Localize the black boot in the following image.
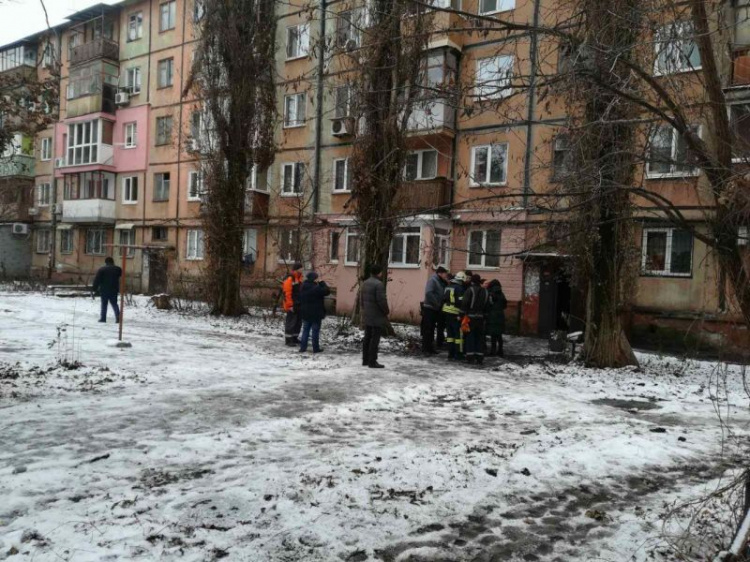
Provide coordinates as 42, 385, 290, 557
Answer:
490, 340, 497, 356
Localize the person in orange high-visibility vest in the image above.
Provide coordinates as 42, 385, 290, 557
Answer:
282, 263, 304, 346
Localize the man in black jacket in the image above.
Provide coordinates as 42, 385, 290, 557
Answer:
299, 272, 330, 353
92, 257, 122, 323
461, 274, 490, 364
421, 266, 449, 354
361, 265, 389, 369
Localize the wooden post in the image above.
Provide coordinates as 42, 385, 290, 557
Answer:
119, 250, 126, 342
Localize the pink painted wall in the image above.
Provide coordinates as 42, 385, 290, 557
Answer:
113, 105, 149, 172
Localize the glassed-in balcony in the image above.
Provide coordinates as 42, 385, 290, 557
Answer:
0, 154, 35, 178
70, 37, 119, 66
61, 171, 116, 224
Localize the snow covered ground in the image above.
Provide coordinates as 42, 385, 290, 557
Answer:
0, 289, 749, 562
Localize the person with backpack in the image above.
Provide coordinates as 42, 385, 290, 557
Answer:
442, 271, 467, 361
299, 272, 330, 354
282, 263, 304, 346
461, 274, 491, 364
92, 257, 122, 323
486, 279, 508, 357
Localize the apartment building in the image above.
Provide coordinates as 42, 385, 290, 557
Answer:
1, 0, 748, 352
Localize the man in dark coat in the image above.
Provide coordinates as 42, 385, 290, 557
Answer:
92, 257, 122, 323
486, 279, 508, 357
461, 274, 491, 364
361, 264, 389, 369
421, 266, 449, 354
299, 272, 330, 353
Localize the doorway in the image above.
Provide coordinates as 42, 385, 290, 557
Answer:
538, 267, 572, 337
147, 251, 168, 294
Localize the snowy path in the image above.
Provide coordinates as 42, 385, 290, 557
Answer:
0, 291, 748, 562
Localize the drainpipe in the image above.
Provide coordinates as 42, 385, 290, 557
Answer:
47, 32, 64, 280
175, 0, 188, 267
312, 0, 327, 215
449, 46, 460, 213
142, 0, 154, 293
522, 0, 541, 209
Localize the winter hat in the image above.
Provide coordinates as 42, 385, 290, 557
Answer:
436, 266, 448, 274
471, 274, 482, 285
292, 262, 303, 271
306, 271, 319, 281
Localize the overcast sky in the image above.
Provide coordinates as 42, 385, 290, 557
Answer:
0, 0, 119, 47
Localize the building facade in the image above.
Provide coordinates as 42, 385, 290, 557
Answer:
1, 0, 748, 353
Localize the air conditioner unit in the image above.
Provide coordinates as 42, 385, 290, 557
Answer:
115, 91, 130, 105
54, 157, 65, 168
27, 207, 39, 216
331, 117, 355, 137
53, 203, 63, 214
12, 223, 29, 235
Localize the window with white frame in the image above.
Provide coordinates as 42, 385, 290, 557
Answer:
404, 150, 438, 181
125, 67, 142, 94
194, 0, 205, 22
641, 227, 693, 276
475, 55, 514, 100
154, 172, 170, 201
243, 228, 257, 263
123, 176, 138, 203
155, 116, 173, 146
128, 12, 143, 41
468, 229, 501, 268
188, 170, 204, 200
390, 227, 421, 266
284, 93, 306, 127
433, 228, 450, 268
186, 229, 205, 260
37, 183, 51, 206
246, 165, 265, 192
119, 229, 135, 257
42, 41, 54, 67
654, 22, 701, 75
552, 135, 571, 180
157, 58, 174, 88
160, 1, 176, 31
40, 138, 52, 161
730, 103, 750, 161
470, 143, 508, 185
278, 229, 300, 263
60, 229, 73, 254
36, 230, 51, 253
332, 158, 350, 192
478, 0, 514, 15
286, 24, 309, 59
329, 230, 340, 263
281, 162, 305, 195
124, 122, 137, 148
647, 125, 700, 177
67, 120, 99, 165
345, 228, 360, 265
85, 228, 105, 255
336, 10, 362, 49
334, 85, 353, 118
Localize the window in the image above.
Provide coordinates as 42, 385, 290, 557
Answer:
188, 170, 204, 200
552, 135, 571, 180
647, 125, 700, 177
154, 172, 170, 201
654, 22, 701, 75
641, 228, 693, 276
475, 55, 514, 100
345, 228, 360, 265
470, 144, 508, 186
468, 230, 501, 268
119, 229, 135, 258
40, 138, 52, 161
62, 172, 114, 200
85, 229, 105, 255
243, 228, 257, 263
155, 116, 173, 146
404, 150, 438, 181
194, 0, 205, 22
42, 41, 54, 67
284, 93, 306, 127
478, 0, 514, 15
334, 85, 353, 118
336, 10, 362, 48
332, 158, 350, 192
390, 227, 421, 266
160, 1, 177, 31
37, 183, 51, 206
186, 229, 205, 260
152, 226, 168, 241
125, 67, 142, 94
66, 120, 100, 166
60, 230, 73, 254
36, 230, 51, 254
158, 58, 174, 88
128, 12, 143, 41
286, 24, 309, 59
281, 162, 305, 195
730, 104, 750, 161
124, 122, 137, 148
433, 228, 450, 268
278, 229, 300, 263
329, 231, 340, 263
123, 176, 138, 203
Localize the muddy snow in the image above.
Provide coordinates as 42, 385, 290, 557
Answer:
0, 290, 748, 561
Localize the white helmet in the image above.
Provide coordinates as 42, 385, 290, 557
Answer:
453, 271, 467, 282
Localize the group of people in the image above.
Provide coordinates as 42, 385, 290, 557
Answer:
282, 263, 390, 368
421, 267, 508, 365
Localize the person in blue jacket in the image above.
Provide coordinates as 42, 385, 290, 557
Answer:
299, 271, 331, 354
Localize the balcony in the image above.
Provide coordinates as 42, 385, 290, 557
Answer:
70, 37, 119, 66
0, 155, 35, 178
407, 100, 456, 134
61, 198, 116, 224
397, 177, 451, 214
59, 144, 115, 169
245, 190, 269, 220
